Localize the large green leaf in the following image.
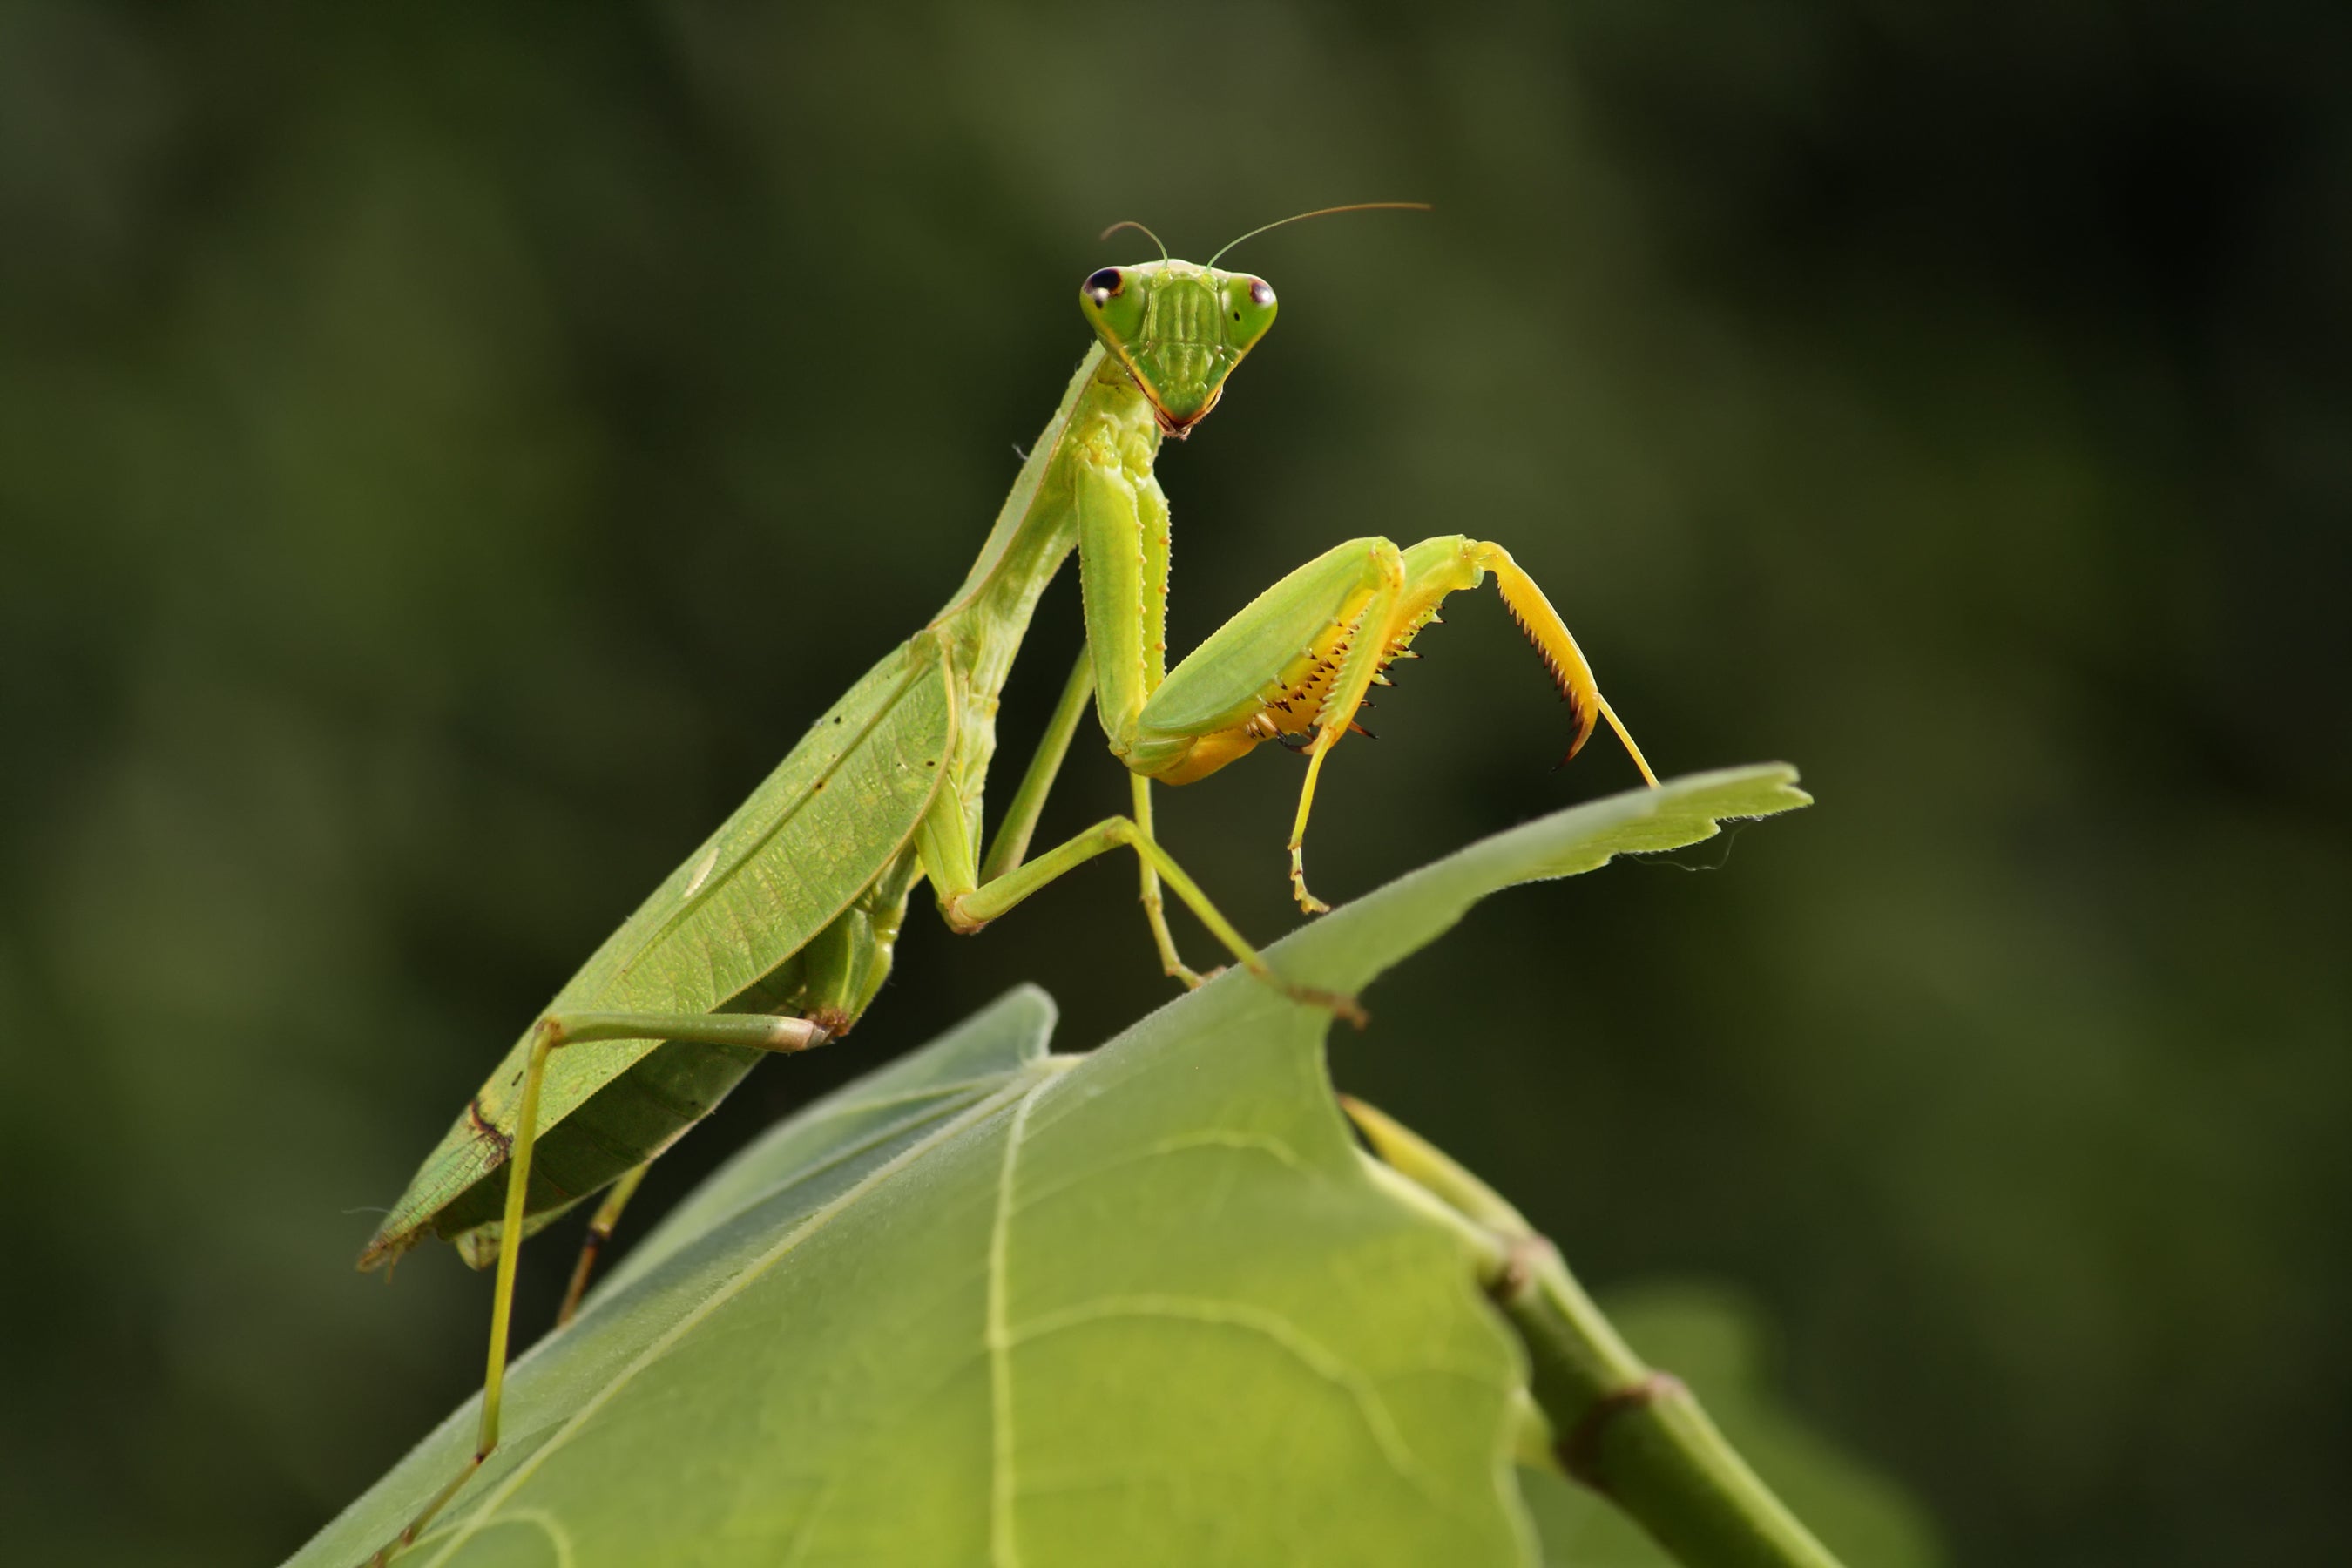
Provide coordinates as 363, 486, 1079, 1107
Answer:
293, 765, 1809, 1567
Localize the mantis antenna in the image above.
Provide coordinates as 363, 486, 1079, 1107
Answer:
1206, 201, 1431, 267
1097, 219, 1170, 260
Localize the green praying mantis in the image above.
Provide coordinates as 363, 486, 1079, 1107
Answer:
354, 206, 1658, 1564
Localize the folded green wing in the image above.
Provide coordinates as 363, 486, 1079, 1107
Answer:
362, 636, 956, 1267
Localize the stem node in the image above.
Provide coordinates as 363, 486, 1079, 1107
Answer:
1559, 1370, 1689, 1491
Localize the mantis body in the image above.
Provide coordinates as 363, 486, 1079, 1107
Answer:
357, 215, 1656, 1562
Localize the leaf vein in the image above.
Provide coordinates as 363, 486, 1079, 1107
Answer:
1003, 1294, 1430, 1492
1004, 1129, 1315, 1220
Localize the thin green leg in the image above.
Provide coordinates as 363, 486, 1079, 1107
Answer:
927, 799, 1362, 1025
952, 644, 1220, 992
1130, 773, 1210, 986
364, 1010, 830, 1566
554, 1160, 651, 1328
979, 647, 1095, 884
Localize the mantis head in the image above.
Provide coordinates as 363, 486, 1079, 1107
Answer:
1077, 205, 1429, 439
1079, 258, 1276, 439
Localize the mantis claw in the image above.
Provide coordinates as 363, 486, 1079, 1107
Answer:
1288, 844, 1330, 916
1292, 983, 1368, 1029
1227, 950, 1362, 1028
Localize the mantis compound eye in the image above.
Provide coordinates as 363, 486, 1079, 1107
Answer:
1221, 275, 1278, 333
1084, 267, 1123, 303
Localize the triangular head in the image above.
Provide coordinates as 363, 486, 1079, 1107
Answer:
1079, 258, 1277, 438
1076, 203, 1427, 436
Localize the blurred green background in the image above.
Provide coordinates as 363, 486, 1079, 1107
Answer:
3, 2, 2345, 1563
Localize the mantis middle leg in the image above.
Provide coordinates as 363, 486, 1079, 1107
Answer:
972, 647, 1218, 987
923, 760, 1352, 1015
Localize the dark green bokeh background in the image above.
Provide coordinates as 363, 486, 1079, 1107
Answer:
3, 3, 2344, 1564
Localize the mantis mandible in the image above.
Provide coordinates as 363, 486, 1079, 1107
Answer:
354, 206, 1656, 1563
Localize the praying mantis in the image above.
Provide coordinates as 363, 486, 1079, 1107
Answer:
354, 206, 1657, 1564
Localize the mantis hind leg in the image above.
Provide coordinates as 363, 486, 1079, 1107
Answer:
361, 1010, 831, 1566
553, 1160, 650, 1329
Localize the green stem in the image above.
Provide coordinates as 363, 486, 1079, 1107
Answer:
1341, 1098, 1843, 1568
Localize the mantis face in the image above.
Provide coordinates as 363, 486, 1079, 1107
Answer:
1079, 259, 1277, 437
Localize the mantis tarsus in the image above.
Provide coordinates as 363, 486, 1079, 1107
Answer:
355, 206, 1657, 1564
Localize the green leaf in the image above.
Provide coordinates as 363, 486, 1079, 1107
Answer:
293, 766, 1808, 1567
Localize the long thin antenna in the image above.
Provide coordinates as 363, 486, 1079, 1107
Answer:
1205, 201, 1431, 268
1097, 219, 1170, 261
